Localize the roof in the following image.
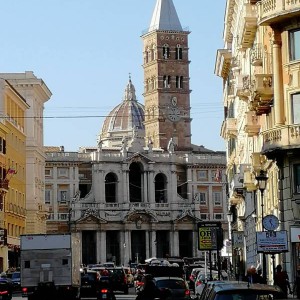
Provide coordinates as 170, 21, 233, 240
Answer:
148, 0, 182, 32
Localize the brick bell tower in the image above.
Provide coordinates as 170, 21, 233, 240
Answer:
142, 0, 192, 151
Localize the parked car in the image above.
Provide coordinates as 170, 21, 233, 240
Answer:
11, 271, 21, 292
195, 270, 219, 299
189, 267, 206, 291
106, 267, 128, 294
80, 269, 100, 298
204, 281, 282, 300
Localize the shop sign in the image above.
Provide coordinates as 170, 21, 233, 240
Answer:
290, 227, 300, 242
257, 231, 288, 253
232, 231, 244, 248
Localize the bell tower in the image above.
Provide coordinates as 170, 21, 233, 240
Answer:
142, 0, 192, 151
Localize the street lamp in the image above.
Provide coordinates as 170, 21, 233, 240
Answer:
255, 170, 268, 283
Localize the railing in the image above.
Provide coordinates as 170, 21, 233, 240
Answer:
262, 124, 300, 152
259, 0, 300, 24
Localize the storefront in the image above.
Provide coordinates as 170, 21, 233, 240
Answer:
290, 227, 300, 279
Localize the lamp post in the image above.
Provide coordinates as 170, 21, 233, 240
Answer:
255, 170, 268, 283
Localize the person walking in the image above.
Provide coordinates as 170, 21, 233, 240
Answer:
274, 264, 291, 298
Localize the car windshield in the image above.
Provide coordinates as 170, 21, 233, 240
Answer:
156, 279, 186, 290
12, 272, 20, 279
216, 293, 275, 300
81, 273, 97, 281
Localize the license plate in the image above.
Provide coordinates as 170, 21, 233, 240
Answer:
102, 294, 107, 299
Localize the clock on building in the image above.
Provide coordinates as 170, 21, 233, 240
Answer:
262, 214, 279, 231
167, 107, 181, 122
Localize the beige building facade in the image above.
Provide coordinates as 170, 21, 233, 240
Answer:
216, 0, 300, 283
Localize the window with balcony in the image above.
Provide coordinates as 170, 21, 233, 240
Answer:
213, 192, 222, 206
294, 164, 300, 194
199, 192, 207, 205
45, 190, 51, 204
289, 29, 300, 61
292, 93, 300, 124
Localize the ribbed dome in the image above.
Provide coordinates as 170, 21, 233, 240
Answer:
100, 76, 145, 147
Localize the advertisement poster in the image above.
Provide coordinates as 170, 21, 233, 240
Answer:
197, 222, 222, 251
256, 231, 288, 253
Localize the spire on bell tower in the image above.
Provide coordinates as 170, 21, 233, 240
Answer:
149, 0, 182, 32
124, 73, 137, 101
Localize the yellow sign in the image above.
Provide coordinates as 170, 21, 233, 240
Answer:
198, 227, 213, 250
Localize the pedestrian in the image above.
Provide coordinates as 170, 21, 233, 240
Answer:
274, 264, 291, 298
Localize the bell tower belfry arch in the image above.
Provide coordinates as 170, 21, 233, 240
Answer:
142, 0, 192, 151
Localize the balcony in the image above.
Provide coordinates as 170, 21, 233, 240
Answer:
230, 174, 244, 197
226, 118, 238, 137
258, 0, 300, 26
0, 179, 9, 194
238, 3, 258, 49
249, 74, 273, 115
243, 170, 257, 192
250, 43, 263, 66
244, 111, 260, 136
261, 124, 300, 154
235, 75, 251, 100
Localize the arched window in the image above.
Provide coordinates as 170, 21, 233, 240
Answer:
163, 76, 171, 88
155, 173, 167, 203
163, 44, 170, 59
105, 173, 118, 203
129, 162, 143, 202
175, 45, 183, 60
176, 76, 183, 89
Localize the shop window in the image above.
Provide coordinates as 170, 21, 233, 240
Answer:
289, 29, 300, 61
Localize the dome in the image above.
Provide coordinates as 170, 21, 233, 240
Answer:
100, 76, 145, 147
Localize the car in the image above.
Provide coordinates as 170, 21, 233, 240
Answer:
11, 271, 21, 292
195, 270, 219, 299
0, 278, 13, 300
204, 281, 282, 300
80, 269, 100, 298
189, 267, 206, 291
137, 275, 191, 300
106, 267, 128, 294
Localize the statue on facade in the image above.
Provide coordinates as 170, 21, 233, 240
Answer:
147, 137, 153, 152
167, 137, 176, 154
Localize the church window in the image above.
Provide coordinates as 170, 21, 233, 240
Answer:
129, 162, 143, 202
175, 45, 183, 60
176, 76, 183, 89
105, 172, 118, 203
163, 76, 171, 88
155, 173, 167, 203
163, 44, 170, 59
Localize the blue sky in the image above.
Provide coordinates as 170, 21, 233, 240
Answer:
1, 0, 226, 152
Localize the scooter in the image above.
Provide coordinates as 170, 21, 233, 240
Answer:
97, 277, 116, 300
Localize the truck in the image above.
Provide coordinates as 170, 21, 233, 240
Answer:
20, 233, 81, 300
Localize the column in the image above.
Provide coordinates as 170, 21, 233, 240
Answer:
99, 231, 106, 263
146, 231, 150, 259
272, 30, 284, 125
123, 230, 130, 266
96, 231, 101, 264
148, 167, 155, 203
151, 231, 157, 258
172, 231, 179, 257
143, 172, 148, 202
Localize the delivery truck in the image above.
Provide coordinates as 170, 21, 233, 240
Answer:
20, 233, 81, 300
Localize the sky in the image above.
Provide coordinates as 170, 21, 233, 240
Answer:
1, 0, 226, 152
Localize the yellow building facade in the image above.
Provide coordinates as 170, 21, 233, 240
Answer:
0, 79, 29, 271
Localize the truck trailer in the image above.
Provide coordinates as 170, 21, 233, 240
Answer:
20, 233, 81, 300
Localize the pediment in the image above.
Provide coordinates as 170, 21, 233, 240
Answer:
76, 212, 107, 224
124, 152, 154, 164
124, 209, 158, 224
175, 210, 198, 223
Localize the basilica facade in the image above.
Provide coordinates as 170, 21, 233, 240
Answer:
45, 0, 227, 266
